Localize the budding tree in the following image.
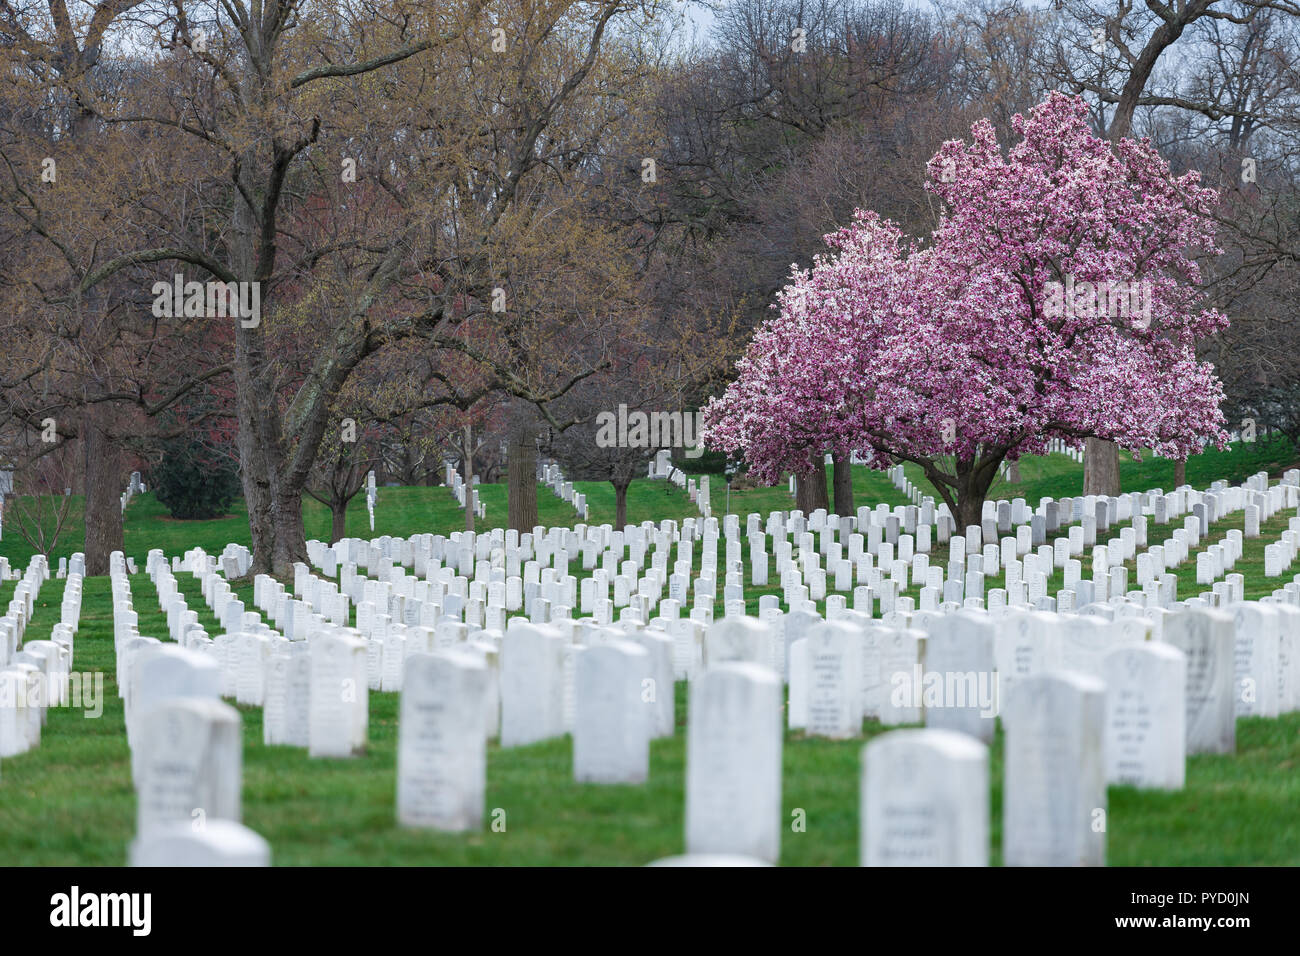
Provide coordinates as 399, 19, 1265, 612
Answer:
702, 94, 1229, 527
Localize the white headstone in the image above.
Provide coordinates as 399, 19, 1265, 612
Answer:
397, 650, 489, 831
685, 663, 782, 863
308, 629, 369, 757
1102, 643, 1187, 789
129, 820, 270, 866
1002, 672, 1106, 867
861, 728, 988, 866
134, 698, 242, 836
1161, 609, 1235, 754
573, 641, 651, 783
500, 623, 566, 747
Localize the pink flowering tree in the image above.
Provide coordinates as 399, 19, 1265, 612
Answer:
701, 93, 1228, 529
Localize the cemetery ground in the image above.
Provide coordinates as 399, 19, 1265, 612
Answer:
1, 440, 1299, 865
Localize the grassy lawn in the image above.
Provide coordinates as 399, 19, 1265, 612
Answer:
3, 571, 1297, 864
4, 573, 1298, 864
898, 437, 1297, 508
1, 440, 1299, 865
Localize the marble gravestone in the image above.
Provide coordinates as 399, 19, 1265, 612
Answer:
704, 616, 775, 672
127, 644, 221, 769
308, 629, 369, 758
802, 621, 864, 739
134, 698, 242, 837
397, 650, 489, 831
1102, 643, 1187, 789
685, 663, 783, 863
1230, 603, 1280, 718
647, 854, 772, 867
878, 628, 926, 726
1161, 609, 1235, 754
632, 630, 675, 739
264, 647, 311, 747
1057, 616, 1117, 680
573, 641, 651, 784
861, 728, 988, 866
993, 611, 1062, 700
923, 611, 997, 743
1002, 672, 1106, 867
500, 623, 567, 747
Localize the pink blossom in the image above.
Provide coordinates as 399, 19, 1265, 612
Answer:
702, 93, 1228, 518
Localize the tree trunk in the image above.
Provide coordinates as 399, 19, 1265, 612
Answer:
229, 144, 326, 578
955, 492, 986, 531
813, 464, 830, 512
463, 423, 475, 532
330, 500, 347, 544
70, 104, 122, 577
271, 488, 309, 573
1079, 78, 1153, 503
831, 452, 854, 516
81, 405, 123, 575
613, 478, 630, 528
1083, 437, 1121, 496
953, 457, 999, 532
795, 459, 831, 513
232, 148, 280, 577
1174, 457, 1186, 488
235, 360, 277, 576
508, 425, 538, 532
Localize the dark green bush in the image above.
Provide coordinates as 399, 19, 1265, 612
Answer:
151, 439, 241, 519
674, 446, 729, 477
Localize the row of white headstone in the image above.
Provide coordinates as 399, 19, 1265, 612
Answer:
107, 467, 1300, 864
0, 555, 81, 759
275, 475, 1300, 859
218, 543, 252, 580
757, 472, 1299, 622
312, 494, 1279, 749
119, 550, 1291, 867
658, 465, 708, 517
108, 551, 272, 865
707, 596, 1296, 864
489, 595, 1298, 862
444, 462, 486, 521
686, 474, 711, 517
539, 460, 589, 520
120, 594, 1294, 866
53, 553, 87, 580
293, 468, 1299, 677
366, 470, 377, 531
120, 471, 145, 513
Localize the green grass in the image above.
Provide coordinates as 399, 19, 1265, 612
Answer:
3, 573, 1297, 864
0, 475, 706, 572
2, 440, 1300, 865
898, 436, 1297, 509
3, 436, 1291, 572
